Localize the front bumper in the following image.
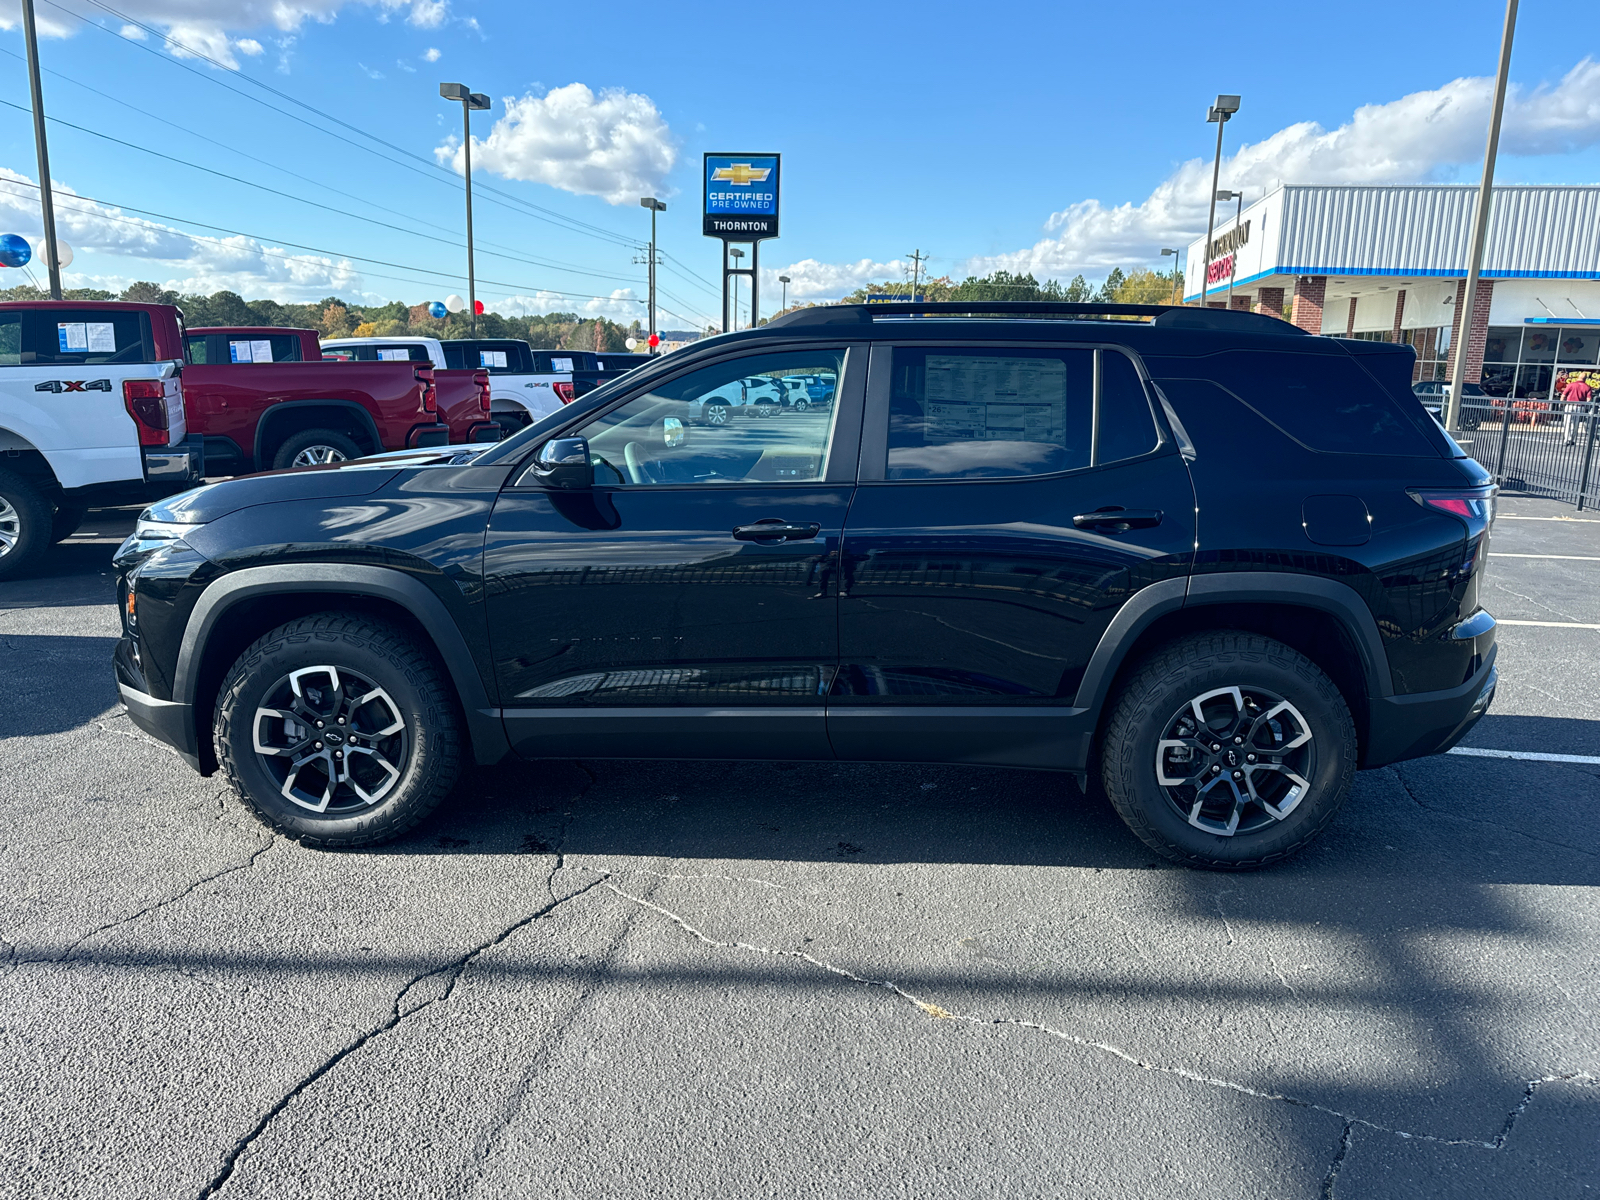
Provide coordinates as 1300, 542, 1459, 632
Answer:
119, 682, 201, 772
1363, 643, 1498, 768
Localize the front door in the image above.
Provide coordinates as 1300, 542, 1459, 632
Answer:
830, 340, 1196, 767
484, 345, 864, 760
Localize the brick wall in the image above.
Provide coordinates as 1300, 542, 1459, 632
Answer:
1391, 290, 1407, 343
1231, 295, 1252, 311
1258, 286, 1286, 320
1446, 279, 1496, 383
1291, 276, 1326, 333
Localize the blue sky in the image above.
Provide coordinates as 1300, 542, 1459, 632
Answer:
2, 0, 1598, 329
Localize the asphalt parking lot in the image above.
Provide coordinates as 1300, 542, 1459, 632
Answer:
2, 498, 1597, 1199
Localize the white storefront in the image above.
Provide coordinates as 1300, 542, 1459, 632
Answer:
1182, 185, 1600, 395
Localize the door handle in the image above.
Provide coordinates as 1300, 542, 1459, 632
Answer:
733, 520, 822, 542
1073, 507, 1163, 532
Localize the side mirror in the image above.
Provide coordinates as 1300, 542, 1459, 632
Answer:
532, 436, 592, 489
662, 417, 685, 448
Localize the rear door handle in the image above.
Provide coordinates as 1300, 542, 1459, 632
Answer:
734, 520, 822, 542
1073, 507, 1163, 532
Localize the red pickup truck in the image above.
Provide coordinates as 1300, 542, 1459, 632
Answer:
183, 327, 495, 473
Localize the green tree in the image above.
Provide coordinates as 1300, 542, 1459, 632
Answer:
120, 282, 178, 305
1094, 269, 1126, 304
1111, 268, 1180, 306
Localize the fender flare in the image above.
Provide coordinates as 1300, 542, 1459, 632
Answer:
253, 400, 385, 468
1071, 571, 1393, 715
174, 563, 508, 765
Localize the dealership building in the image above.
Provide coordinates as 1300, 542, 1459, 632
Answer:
1182, 184, 1600, 399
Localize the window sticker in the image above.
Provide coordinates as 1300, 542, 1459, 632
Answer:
923, 356, 1067, 443
551, 356, 573, 373
377, 348, 409, 361
86, 323, 117, 353
57, 323, 88, 352
229, 339, 274, 363
251, 339, 272, 362
480, 349, 508, 369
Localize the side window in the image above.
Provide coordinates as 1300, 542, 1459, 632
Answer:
571, 350, 846, 487
1202, 350, 1434, 455
884, 346, 1158, 480
185, 335, 209, 364
20, 309, 153, 366
0, 313, 22, 366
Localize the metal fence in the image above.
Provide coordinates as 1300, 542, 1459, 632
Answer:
1459, 396, 1600, 510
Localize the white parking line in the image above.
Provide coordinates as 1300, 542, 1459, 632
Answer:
1449, 747, 1600, 766
1491, 553, 1600, 560
1498, 515, 1600, 523
1497, 619, 1600, 629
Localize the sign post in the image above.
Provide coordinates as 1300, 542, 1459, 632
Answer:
704, 153, 780, 332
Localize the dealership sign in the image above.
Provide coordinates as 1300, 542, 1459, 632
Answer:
704, 154, 780, 239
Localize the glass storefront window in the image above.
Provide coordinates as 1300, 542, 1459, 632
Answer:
1557, 330, 1599, 366
1480, 363, 1515, 398
1484, 328, 1519, 363
1522, 329, 1559, 363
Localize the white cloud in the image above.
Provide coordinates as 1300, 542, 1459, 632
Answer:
437, 83, 676, 205
423, 47, 441, 62
494, 289, 644, 322
765, 257, 907, 302
965, 58, 1600, 281
358, 62, 384, 79
396, 58, 415, 72
118, 23, 146, 39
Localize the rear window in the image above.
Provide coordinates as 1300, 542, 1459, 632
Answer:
20, 309, 155, 366
1199, 350, 1434, 456
443, 341, 532, 372
335, 343, 431, 363
532, 351, 593, 373
224, 334, 303, 363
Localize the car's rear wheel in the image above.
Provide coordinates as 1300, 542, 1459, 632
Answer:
215, 614, 461, 847
794, 399, 810, 412
705, 402, 731, 426
1100, 632, 1356, 870
273, 429, 360, 470
0, 468, 51, 581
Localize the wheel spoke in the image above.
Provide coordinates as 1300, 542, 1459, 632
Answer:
252, 707, 315, 757
1155, 737, 1212, 787
255, 663, 407, 815
1185, 774, 1246, 836
280, 748, 337, 812
350, 687, 404, 736
342, 746, 401, 804
1242, 762, 1312, 820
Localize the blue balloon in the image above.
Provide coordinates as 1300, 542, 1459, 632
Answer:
427, 301, 447, 319
0, 234, 31, 269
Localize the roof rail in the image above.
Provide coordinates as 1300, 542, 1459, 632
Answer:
766, 300, 1306, 336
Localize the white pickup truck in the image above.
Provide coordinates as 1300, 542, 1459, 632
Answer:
0, 300, 202, 580
321, 336, 651, 433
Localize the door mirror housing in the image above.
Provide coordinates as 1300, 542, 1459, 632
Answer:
532, 436, 592, 489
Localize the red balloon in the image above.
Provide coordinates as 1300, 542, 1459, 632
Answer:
474, 299, 484, 314
647, 333, 660, 348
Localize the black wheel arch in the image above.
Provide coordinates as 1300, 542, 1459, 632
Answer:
253, 400, 384, 470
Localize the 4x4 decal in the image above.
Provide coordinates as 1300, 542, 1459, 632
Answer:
34, 379, 113, 393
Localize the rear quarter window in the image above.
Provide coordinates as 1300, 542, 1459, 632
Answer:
20, 309, 155, 366
1199, 349, 1434, 456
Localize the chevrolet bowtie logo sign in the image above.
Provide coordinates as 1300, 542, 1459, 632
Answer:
711, 163, 771, 186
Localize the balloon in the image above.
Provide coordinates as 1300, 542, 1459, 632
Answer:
444, 294, 465, 313
0, 234, 31, 268
624, 337, 638, 350
474, 299, 484, 315
46, 240, 72, 269
427, 301, 447, 319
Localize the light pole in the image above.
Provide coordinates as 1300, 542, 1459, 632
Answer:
440, 82, 491, 335
1447, 0, 1518, 433
729, 247, 745, 331
639, 197, 666, 354
20, 0, 61, 300
1200, 94, 1240, 309
907, 248, 927, 301
1160, 248, 1181, 304
1216, 189, 1245, 307
778, 274, 791, 312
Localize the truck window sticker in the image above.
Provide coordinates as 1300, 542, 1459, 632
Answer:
86, 323, 116, 353
57, 323, 88, 352
551, 357, 574, 372
481, 350, 508, 369
229, 339, 275, 363
377, 348, 410, 362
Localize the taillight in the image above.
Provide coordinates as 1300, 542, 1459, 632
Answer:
1408, 488, 1495, 522
475, 369, 491, 412
415, 367, 436, 412
554, 382, 576, 404
123, 379, 169, 446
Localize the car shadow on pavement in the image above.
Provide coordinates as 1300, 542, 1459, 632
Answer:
0, 633, 122, 738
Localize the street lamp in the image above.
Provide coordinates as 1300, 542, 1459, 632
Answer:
778, 274, 791, 312
729, 247, 745, 331
440, 82, 491, 334
639, 197, 666, 354
1160, 248, 1181, 304
1216, 189, 1245, 308
1199, 93, 1240, 309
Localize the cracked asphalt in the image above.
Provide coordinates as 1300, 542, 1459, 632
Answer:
2, 497, 1598, 1199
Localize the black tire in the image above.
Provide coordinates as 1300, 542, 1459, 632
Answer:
50, 502, 89, 544
1099, 632, 1356, 870
215, 613, 462, 848
0, 467, 52, 582
272, 428, 361, 471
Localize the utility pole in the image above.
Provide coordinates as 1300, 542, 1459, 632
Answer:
440, 83, 491, 334
639, 198, 666, 354
1200, 94, 1241, 308
1446, 0, 1518, 433
907, 248, 927, 300
21, 0, 61, 300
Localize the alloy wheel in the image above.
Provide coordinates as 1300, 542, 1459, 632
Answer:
291, 444, 349, 468
0, 496, 17, 558
252, 664, 408, 813
1154, 685, 1315, 837
707, 405, 729, 425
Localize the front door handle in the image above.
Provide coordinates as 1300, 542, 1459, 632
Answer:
1073, 507, 1163, 532
734, 519, 822, 542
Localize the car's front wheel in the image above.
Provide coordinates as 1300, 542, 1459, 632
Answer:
705, 402, 731, 426
273, 429, 360, 470
1100, 632, 1356, 870
215, 614, 462, 847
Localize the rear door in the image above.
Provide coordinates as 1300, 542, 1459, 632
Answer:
830, 339, 1196, 766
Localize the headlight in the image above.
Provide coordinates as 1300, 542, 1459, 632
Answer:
132, 518, 203, 542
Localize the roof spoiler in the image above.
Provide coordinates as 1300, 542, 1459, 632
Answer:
767, 301, 1306, 336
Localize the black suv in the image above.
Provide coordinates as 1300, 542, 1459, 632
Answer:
113, 302, 1498, 869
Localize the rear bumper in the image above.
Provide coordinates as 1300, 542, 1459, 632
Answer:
467, 421, 503, 443
407, 423, 451, 449
142, 435, 205, 487
1363, 643, 1498, 768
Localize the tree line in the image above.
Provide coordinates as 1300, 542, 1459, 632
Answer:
0, 281, 642, 351
830, 268, 1181, 309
